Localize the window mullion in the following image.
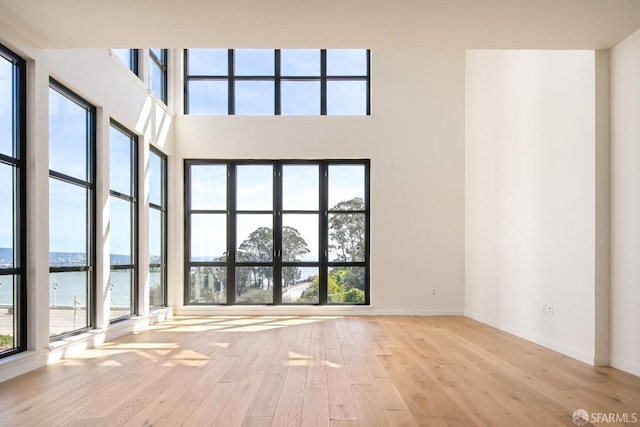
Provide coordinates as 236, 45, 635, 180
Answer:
273, 163, 283, 304
227, 163, 237, 304
319, 163, 328, 304
320, 50, 327, 116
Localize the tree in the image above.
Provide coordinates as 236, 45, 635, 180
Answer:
238, 227, 273, 289
329, 197, 365, 262
282, 226, 310, 287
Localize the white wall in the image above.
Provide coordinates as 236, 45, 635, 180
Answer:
465, 50, 603, 364
173, 49, 467, 314
610, 30, 640, 376
0, 19, 175, 382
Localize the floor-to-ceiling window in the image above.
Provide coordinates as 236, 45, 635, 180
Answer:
109, 122, 138, 322
149, 49, 168, 104
0, 43, 26, 357
149, 147, 167, 308
185, 160, 370, 305
48, 80, 95, 337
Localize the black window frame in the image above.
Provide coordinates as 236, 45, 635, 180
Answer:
108, 120, 138, 323
149, 146, 168, 309
149, 49, 168, 104
0, 43, 27, 358
112, 49, 139, 76
184, 159, 370, 306
184, 49, 370, 116
48, 79, 96, 339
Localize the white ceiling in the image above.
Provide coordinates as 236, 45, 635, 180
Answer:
1, 0, 639, 50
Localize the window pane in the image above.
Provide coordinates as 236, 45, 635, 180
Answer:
282, 267, 318, 304
188, 49, 228, 75
110, 196, 132, 263
190, 266, 227, 304
150, 49, 163, 60
281, 50, 320, 76
0, 163, 14, 266
236, 267, 273, 303
328, 213, 365, 262
0, 56, 13, 158
235, 81, 274, 115
282, 165, 318, 210
149, 150, 163, 206
110, 126, 133, 196
237, 165, 272, 210
281, 81, 320, 115
49, 88, 88, 180
149, 265, 164, 307
49, 271, 89, 335
282, 214, 318, 262
327, 50, 367, 76
328, 165, 365, 209
188, 80, 227, 115
237, 214, 273, 262
190, 164, 226, 210
235, 49, 274, 76
327, 81, 367, 115
49, 179, 87, 266
328, 267, 366, 304
110, 268, 133, 320
0, 274, 15, 351
112, 49, 133, 70
149, 208, 162, 263
149, 61, 164, 101
191, 214, 226, 262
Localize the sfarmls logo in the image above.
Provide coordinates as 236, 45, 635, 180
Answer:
573, 409, 638, 425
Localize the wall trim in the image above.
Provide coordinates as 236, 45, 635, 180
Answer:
609, 356, 640, 377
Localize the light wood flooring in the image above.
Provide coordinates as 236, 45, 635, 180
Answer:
0, 315, 638, 426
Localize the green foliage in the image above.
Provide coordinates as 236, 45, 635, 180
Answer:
236, 287, 272, 303
343, 288, 365, 303
0, 334, 13, 349
304, 270, 365, 304
329, 197, 365, 263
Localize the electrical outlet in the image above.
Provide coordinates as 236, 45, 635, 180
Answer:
547, 305, 553, 317
432, 288, 437, 295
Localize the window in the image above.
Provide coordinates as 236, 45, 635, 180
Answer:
111, 49, 139, 75
184, 49, 370, 115
49, 80, 96, 337
149, 49, 167, 103
0, 43, 26, 358
109, 122, 138, 322
185, 160, 370, 305
149, 147, 167, 308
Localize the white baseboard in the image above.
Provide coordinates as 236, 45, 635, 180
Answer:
175, 305, 464, 317
609, 356, 640, 377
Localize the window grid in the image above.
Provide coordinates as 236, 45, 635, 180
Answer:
48, 79, 96, 339
0, 43, 27, 358
149, 146, 168, 309
149, 49, 168, 104
109, 121, 138, 323
184, 49, 370, 116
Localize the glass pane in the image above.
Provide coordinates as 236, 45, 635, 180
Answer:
49, 179, 87, 266
0, 56, 13, 158
189, 266, 227, 304
0, 163, 14, 266
237, 165, 272, 210
282, 165, 318, 210
327, 81, 367, 115
150, 49, 163, 60
0, 274, 15, 351
191, 214, 227, 262
327, 50, 367, 76
110, 126, 133, 196
110, 268, 133, 320
149, 61, 164, 101
281, 50, 320, 76
49, 87, 88, 180
112, 49, 133, 70
282, 267, 318, 304
149, 208, 162, 264
328, 267, 366, 304
110, 196, 132, 264
328, 213, 365, 262
188, 49, 228, 75
328, 165, 365, 210
236, 267, 273, 303
149, 265, 165, 307
149, 150, 163, 206
281, 81, 320, 115
283, 214, 318, 262
235, 81, 274, 115
188, 80, 228, 115
235, 49, 274, 76
49, 271, 89, 336
237, 214, 273, 262
190, 164, 226, 210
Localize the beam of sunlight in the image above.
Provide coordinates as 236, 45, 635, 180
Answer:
102, 342, 179, 350
223, 324, 285, 332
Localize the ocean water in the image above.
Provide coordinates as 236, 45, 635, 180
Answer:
0, 270, 162, 308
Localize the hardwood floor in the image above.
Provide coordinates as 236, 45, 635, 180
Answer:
0, 316, 638, 426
